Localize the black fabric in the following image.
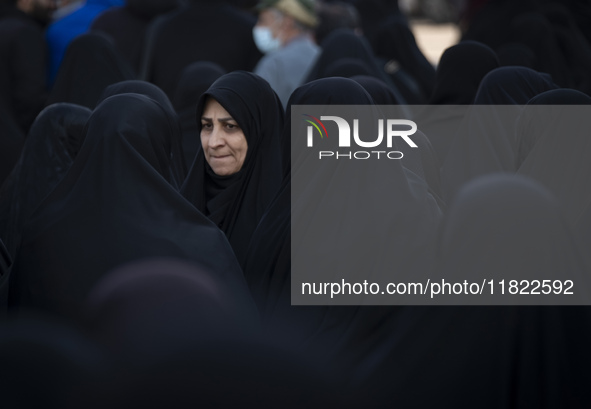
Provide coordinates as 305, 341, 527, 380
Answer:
441, 67, 558, 201
0, 318, 105, 409
496, 42, 537, 69
0, 5, 47, 134
91, 0, 179, 75
47, 32, 135, 109
323, 57, 374, 79
429, 41, 499, 105
515, 88, 591, 168
172, 61, 226, 166
516, 97, 591, 227
373, 15, 436, 101
439, 173, 590, 283
540, 3, 591, 96
180, 71, 284, 266
420, 41, 499, 164
245, 77, 442, 353
0, 104, 25, 188
144, 2, 261, 98
8, 94, 247, 319
509, 12, 573, 89
305, 28, 407, 104
350, 75, 401, 105
0, 103, 91, 260
97, 80, 187, 187
85, 258, 259, 364
0, 238, 10, 314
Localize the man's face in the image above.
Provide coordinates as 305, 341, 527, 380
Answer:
256, 8, 284, 42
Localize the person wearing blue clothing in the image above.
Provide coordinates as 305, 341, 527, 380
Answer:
46, 0, 123, 85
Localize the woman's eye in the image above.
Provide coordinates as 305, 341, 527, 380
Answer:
226, 123, 237, 130
202, 122, 212, 130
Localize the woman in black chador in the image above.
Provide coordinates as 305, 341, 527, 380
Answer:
181, 71, 284, 266
8, 94, 251, 319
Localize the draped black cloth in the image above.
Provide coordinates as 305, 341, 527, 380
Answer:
245, 78, 442, 357
85, 258, 259, 365
514, 88, 591, 168
8, 94, 247, 319
350, 75, 401, 105
510, 12, 573, 90
180, 71, 284, 266
516, 96, 591, 228
0, 4, 47, 135
91, 0, 179, 75
143, 1, 261, 98
441, 67, 557, 201
172, 61, 226, 167
0, 104, 25, 188
419, 41, 499, 164
439, 173, 590, 285
305, 28, 408, 104
429, 41, 499, 105
0, 103, 91, 260
373, 15, 436, 101
0, 317, 105, 409
97, 80, 187, 187
0, 238, 10, 314
47, 32, 135, 109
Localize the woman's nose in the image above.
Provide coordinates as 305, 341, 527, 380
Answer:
208, 126, 225, 148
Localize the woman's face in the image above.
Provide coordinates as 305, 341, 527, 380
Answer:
200, 98, 248, 176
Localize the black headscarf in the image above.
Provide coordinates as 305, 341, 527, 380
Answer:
91, 0, 179, 74
0, 317, 105, 409
429, 41, 499, 105
305, 28, 407, 103
143, 1, 261, 98
85, 257, 259, 365
245, 78, 442, 348
350, 75, 401, 105
418, 41, 500, 163
516, 96, 591, 227
8, 94, 248, 319
0, 104, 25, 187
47, 32, 135, 109
441, 67, 558, 201
172, 61, 226, 166
373, 15, 436, 100
515, 88, 591, 168
97, 80, 187, 187
0, 238, 9, 314
0, 103, 91, 259
180, 71, 284, 266
509, 12, 573, 89
438, 173, 590, 293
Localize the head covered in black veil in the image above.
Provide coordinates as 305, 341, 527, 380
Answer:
429, 41, 499, 105
0, 103, 91, 259
97, 80, 187, 188
172, 61, 226, 166
85, 257, 259, 364
9, 94, 250, 319
441, 66, 558, 201
245, 78, 441, 354
515, 88, 591, 168
180, 71, 284, 266
516, 94, 591, 228
305, 28, 406, 103
47, 32, 135, 109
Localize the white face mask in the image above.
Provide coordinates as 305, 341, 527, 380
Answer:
252, 26, 281, 54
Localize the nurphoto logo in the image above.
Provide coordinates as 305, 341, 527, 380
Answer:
303, 114, 418, 160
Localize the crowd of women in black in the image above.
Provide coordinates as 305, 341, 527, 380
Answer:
2, 0, 591, 407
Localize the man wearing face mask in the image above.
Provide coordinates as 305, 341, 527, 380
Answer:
253, 0, 319, 107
